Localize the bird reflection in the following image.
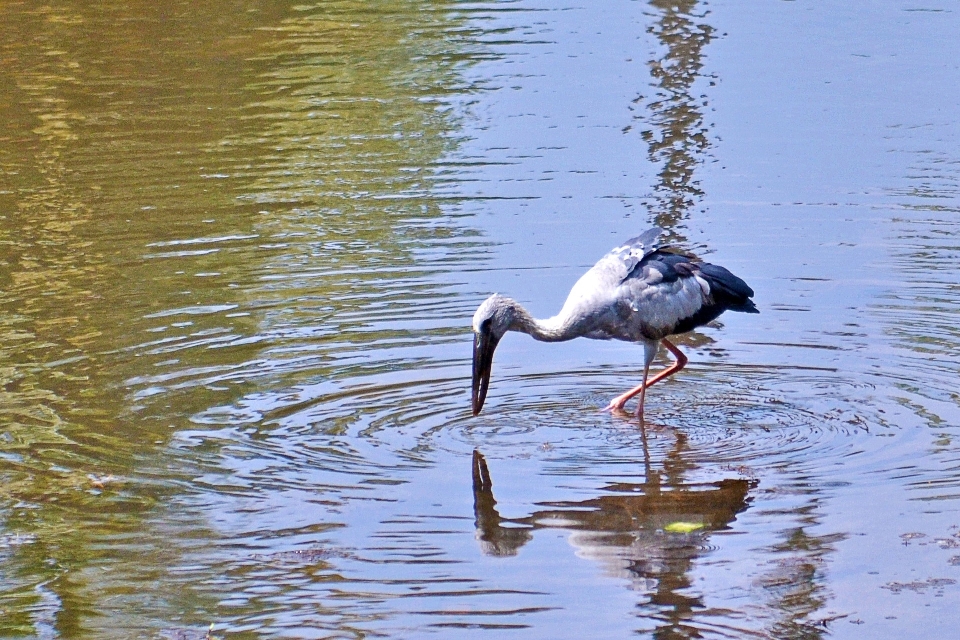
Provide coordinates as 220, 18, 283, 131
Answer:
472, 427, 754, 636
471, 449, 533, 557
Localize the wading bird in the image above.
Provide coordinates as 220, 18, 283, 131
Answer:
471, 227, 757, 419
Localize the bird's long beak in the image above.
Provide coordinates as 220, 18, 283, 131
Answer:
472, 331, 499, 415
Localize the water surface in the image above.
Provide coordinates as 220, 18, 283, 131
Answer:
2, 0, 960, 638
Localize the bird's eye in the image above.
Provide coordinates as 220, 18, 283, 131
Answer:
480, 318, 491, 332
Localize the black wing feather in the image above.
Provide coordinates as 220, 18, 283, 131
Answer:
697, 263, 758, 313
698, 263, 755, 300
625, 249, 689, 283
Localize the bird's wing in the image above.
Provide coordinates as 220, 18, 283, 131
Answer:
615, 250, 759, 339
603, 227, 664, 283
613, 250, 709, 339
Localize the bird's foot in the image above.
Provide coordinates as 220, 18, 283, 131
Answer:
601, 397, 630, 414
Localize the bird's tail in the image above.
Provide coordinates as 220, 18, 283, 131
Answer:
727, 299, 759, 314
698, 263, 759, 313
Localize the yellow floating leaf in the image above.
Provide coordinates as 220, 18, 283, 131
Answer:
664, 521, 704, 534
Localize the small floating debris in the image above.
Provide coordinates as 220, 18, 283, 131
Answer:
664, 521, 705, 534
899, 532, 927, 545
881, 578, 956, 595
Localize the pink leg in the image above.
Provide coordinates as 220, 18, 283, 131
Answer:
603, 338, 688, 415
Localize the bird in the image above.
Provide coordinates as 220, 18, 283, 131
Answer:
471, 227, 758, 419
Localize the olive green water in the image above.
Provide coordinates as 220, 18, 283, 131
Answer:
2, 1, 959, 638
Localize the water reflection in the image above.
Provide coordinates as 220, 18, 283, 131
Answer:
634, 0, 714, 236
472, 431, 754, 637
1, 0, 496, 636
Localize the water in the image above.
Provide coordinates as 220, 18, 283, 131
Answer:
1, 0, 959, 638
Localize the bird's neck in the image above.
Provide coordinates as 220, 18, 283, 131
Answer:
509, 303, 574, 342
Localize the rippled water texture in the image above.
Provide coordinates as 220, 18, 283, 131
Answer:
2, 0, 960, 638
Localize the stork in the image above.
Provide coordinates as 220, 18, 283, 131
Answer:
471, 227, 757, 419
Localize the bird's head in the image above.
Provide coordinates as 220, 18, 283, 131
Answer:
471, 294, 517, 415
